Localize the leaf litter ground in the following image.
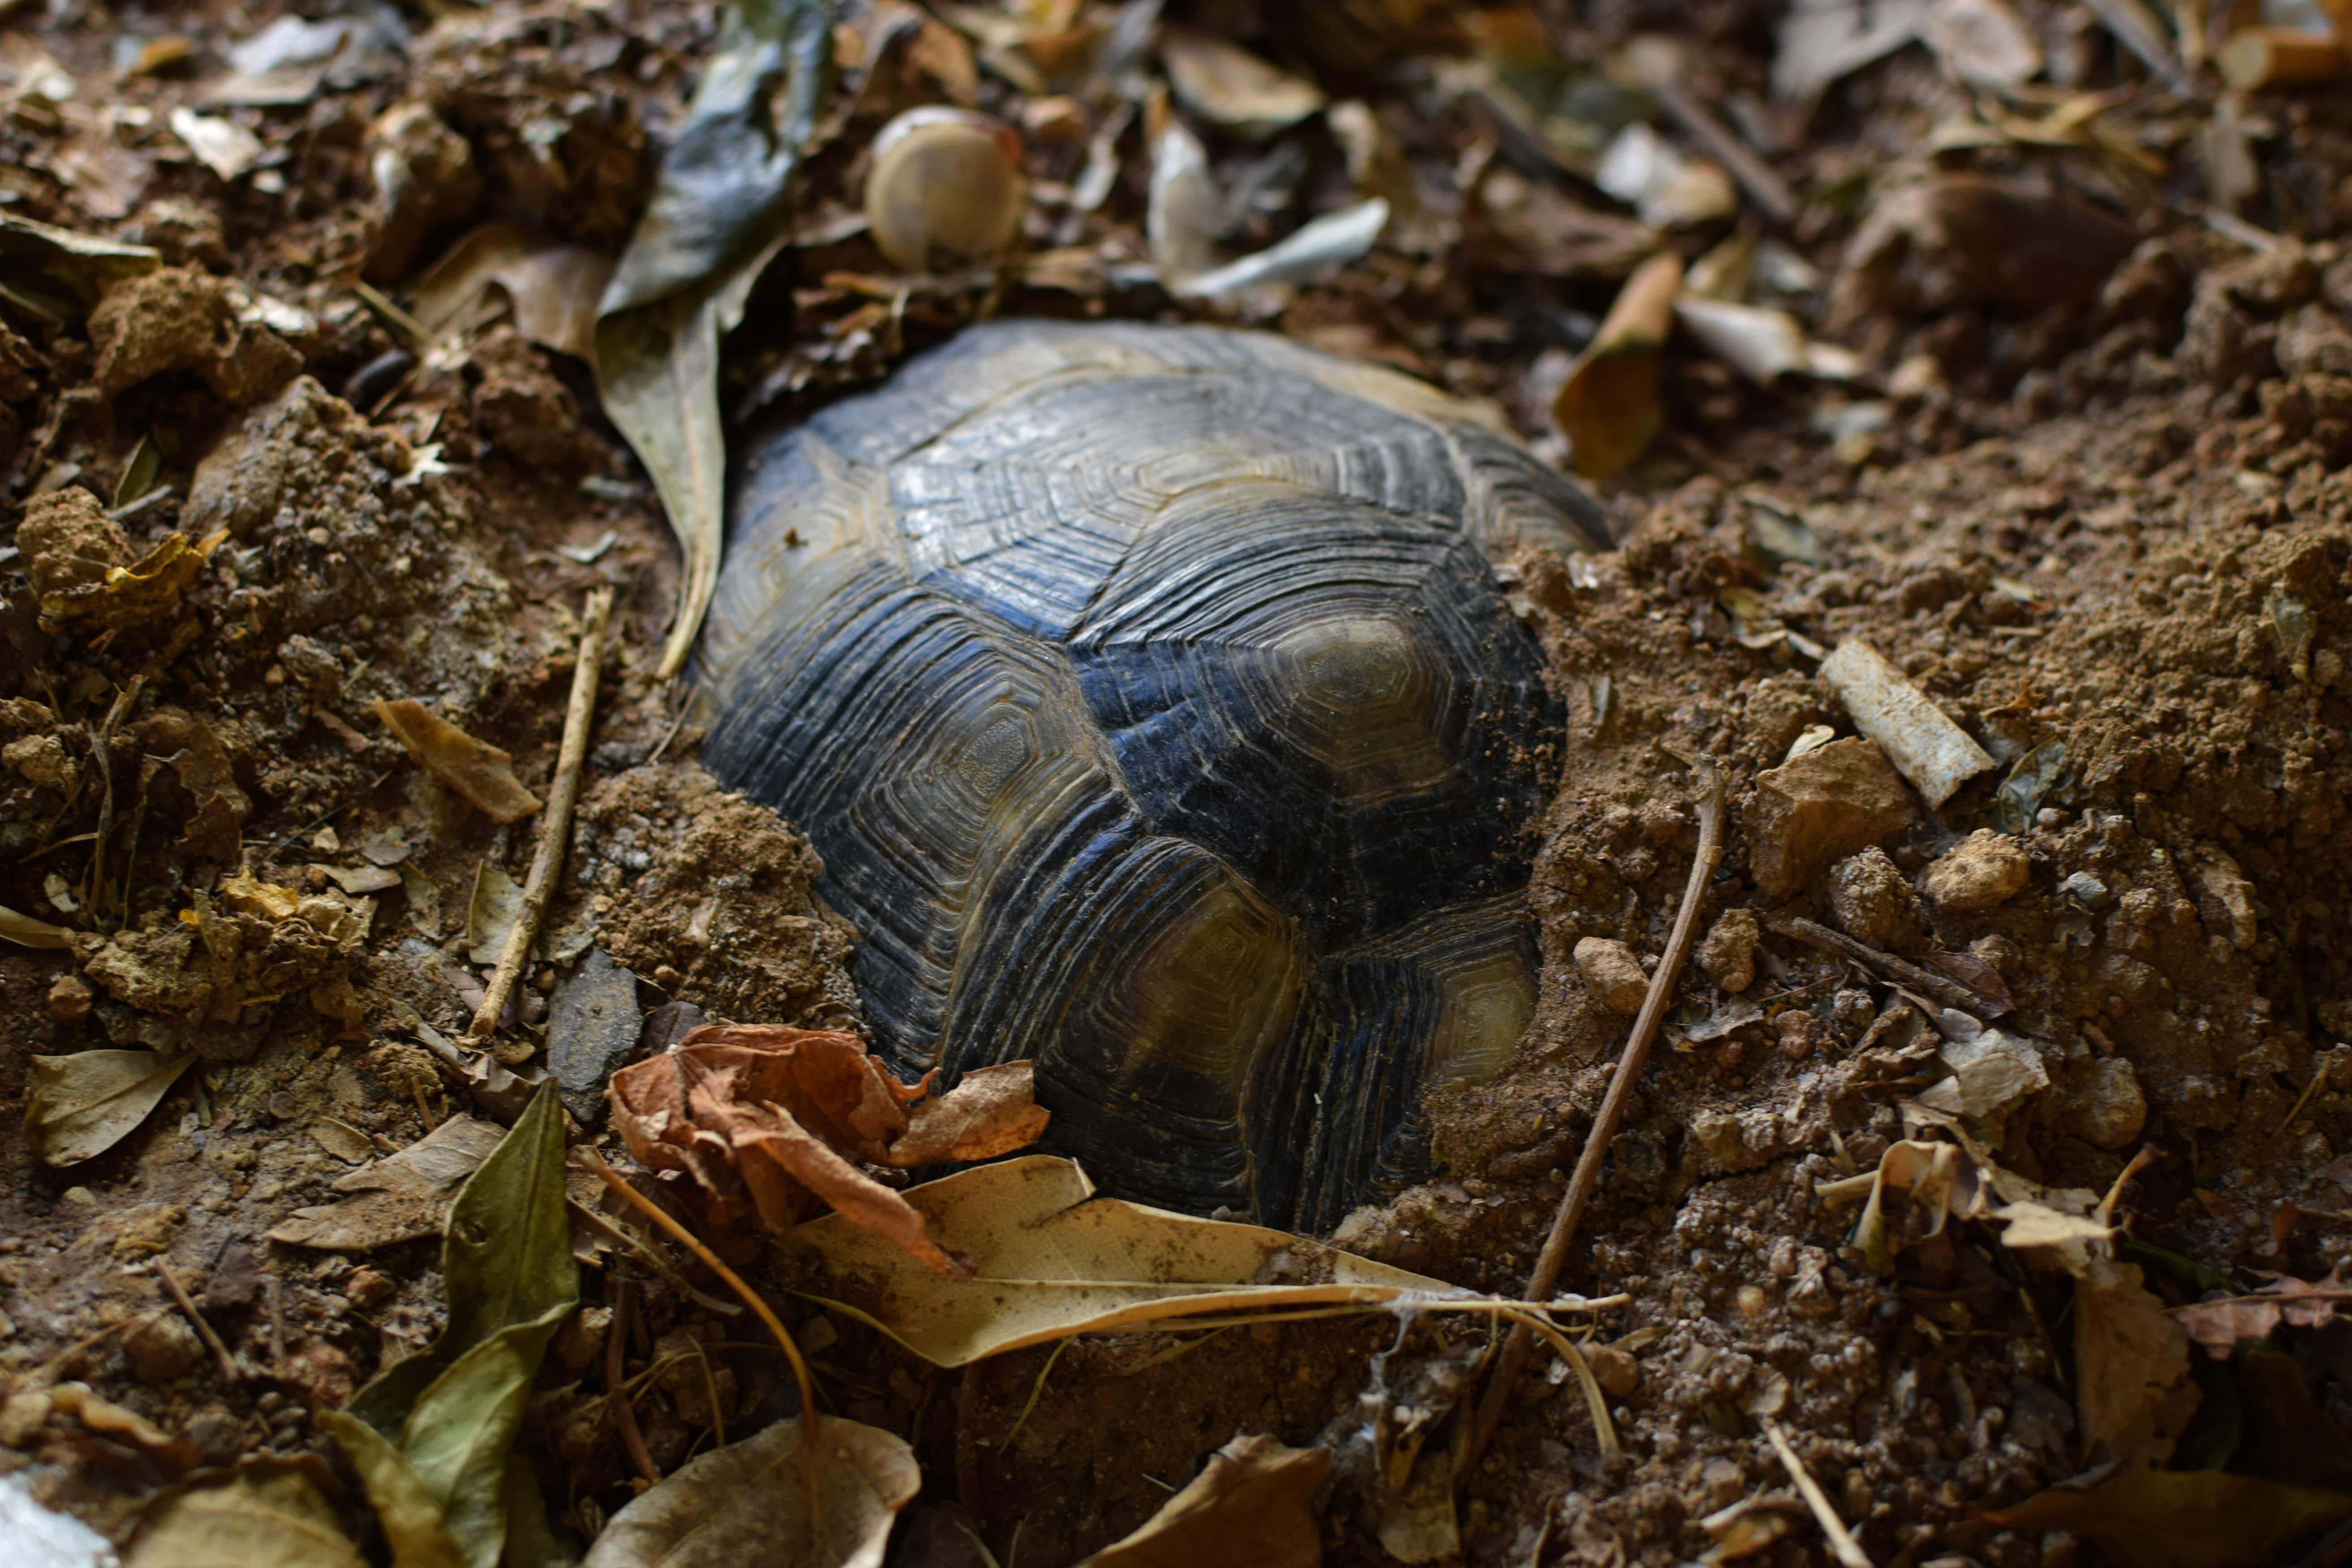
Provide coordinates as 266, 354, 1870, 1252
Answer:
8, 1, 2352, 1565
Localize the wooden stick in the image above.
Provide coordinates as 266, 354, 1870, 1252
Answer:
1645, 74, 1797, 225
467, 586, 614, 1043
1763, 913, 1996, 1017
155, 1261, 241, 1384
1763, 1416, 1874, 1568
1464, 759, 1725, 1471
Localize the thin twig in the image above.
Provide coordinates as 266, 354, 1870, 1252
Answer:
607, 1279, 661, 1485
1763, 1415, 1874, 1568
581, 1150, 815, 1418
1765, 913, 1997, 1018
1645, 75, 1797, 225
1465, 758, 1725, 1471
83, 679, 139, 927
155, 1262, 240, 1383
467, 586, 613, 1044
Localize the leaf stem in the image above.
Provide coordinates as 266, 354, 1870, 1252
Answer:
581, 1146, 822, 1525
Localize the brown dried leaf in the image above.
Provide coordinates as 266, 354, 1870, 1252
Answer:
50, 1382, 200, 1476
268, 1116, 506, 1251
1078, 1434, 1330, 1568
411, 223, 614, 362
1553, 251, 1681, 478
611, 1026, 1054, 1276
887, 1061, 1049, 1167
1986, 1469, 2352, 1568
2177, 1271, 2352, 1356
2078, 1255, 2201, 1470
375, 699, 542, 823
27, 1049, 196, 1165
1159, 26, 1323, 139
581, 1415, 919, 1568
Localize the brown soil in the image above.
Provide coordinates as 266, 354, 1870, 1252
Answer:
4, 1, 2352, 1565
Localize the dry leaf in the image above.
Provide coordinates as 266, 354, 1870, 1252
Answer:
1146, 117, 1226, 288
0, 210, 161, 321
610, 1026, 1050, 1276
169, 107, 264, 180
311, 1117, 378, 1164
2078, 1255, 2201, 1470
581, 1416, 920, 1568
39, 530, 222, 632
268, 1116, 506, 1250
889, 1061, 1051, 1166
1987, 1469, 2352, 1568
1174, 199, 1390, 302
375, 699, 543, 823
49, 1382, 200, 1475
27, 1049, 196, 1165
411, 224, 614, 362
0, 902, 73, 948
126, 1461, 369, 1568
780, 1155, 1463, 1366
1774, 0, 1930, 102
595, 0, 831, 678
1920, 0, 2043, 86
1078, 1434, 1330, 1568
1673, 296, 1865, 384
2177, 1271, 2352, 1356
313, 864, 402, 896
1594, 124, 1736, 229
1159, 26, 1324, 139
466, 859, 523, 966
1554, 251, 1682, 478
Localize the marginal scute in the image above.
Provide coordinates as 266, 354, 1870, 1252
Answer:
699, 320, 1605, 1228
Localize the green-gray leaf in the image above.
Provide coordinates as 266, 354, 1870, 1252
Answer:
337, 1082, 577, 1568
594, 0, 832, 679
0, 212, 160, 322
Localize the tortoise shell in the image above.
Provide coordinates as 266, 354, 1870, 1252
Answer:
697, 321, 1607, 1228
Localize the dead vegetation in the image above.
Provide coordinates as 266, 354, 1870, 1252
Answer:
5, 0, 2352, 1565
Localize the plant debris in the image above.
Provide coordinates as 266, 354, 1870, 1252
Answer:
578, 1415, 919, 1568
608, 1024, 1048, 1275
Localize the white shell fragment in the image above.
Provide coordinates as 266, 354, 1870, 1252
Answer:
1820, 638, 1994, 807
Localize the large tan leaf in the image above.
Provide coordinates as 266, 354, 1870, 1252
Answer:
268, 1116, 505, 1251
779, 1156, 1464, 1366
2077, 1255, 2201, 1470
125, 1461, 369, 1568
581, 1416, 919, 1568
1078, 1434, 1329, 1568
27, 1049, 195, 1165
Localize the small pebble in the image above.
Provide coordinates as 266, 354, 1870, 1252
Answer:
2058, 870, 2111, 909
48, 973, 93, 1023
1573, 937, 1650, 1013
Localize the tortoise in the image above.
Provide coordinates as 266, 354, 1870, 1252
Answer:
695, 320, 1607, 1229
